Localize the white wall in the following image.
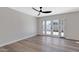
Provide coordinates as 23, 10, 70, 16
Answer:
0, 7, 37, 46
37, 11, 79, 40
64, 12, 79, 40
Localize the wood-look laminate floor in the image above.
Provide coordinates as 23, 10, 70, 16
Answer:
0, 35, 79, 52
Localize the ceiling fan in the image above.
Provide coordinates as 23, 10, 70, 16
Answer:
32, 7, 52, 16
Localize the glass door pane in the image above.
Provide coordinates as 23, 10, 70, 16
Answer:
43, 20, 45, 35
52, 20, 59, 37
60, 19, 64, 37
46, 20, 52, 35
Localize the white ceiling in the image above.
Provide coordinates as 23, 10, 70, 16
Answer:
10, 7, 79, 17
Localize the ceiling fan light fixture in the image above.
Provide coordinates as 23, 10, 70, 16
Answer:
32, 7, 52, 16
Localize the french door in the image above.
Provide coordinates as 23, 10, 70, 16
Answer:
43, 20, 52, 35
42, 19, 64, 37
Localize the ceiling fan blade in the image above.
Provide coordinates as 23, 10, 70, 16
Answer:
42, 11, 52, 13
32, 7, 52, 16
32, 7, 39, 12
38, 12, 40, 16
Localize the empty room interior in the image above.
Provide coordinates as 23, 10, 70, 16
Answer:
0, 7, 79, 52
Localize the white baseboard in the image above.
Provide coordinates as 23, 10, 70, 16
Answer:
0, 34, 37, 47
